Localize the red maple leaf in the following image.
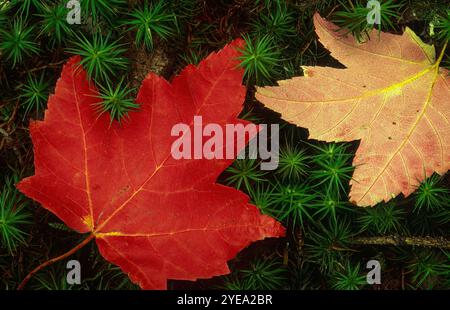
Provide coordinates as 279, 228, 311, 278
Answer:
17, 39, 285, 289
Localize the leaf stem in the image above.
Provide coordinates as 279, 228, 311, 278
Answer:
436, 40, 448, 66
17, 234, 95, 290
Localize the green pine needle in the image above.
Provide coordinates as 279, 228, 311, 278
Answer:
407, 250, 447, 289
358, 202, 405, 234
32, 264, 83, 290
11, 0, 44, 17
81, 0, 127, 24
305, 220, 353, 273
95, 79, 139, 124
330, 260, 367, 290
67, 33, 128, 84
270, 182, 316, 227
414, 174, 450, 213
309, 142, 352, 163
225, 159, 267, 194
240, 258, 287, 290
310, 143, 354, 197
179, 48, 207, 66
0, 18, 40, 67
333, 0, 403, 42
435, 10, 450, 40
249, 184, 275, 215
276, 144, 309, 181
408, 208, 446, 235
38, 3, 72, 46
84, 259, 139, 290
434, 207, 450, 226
125, 0, 178, 50
252, 1, 296, 42
311, 191, 351, 222
19, 73, 49, 119
222, 276, 252, 290
0, 176, 32, 255
238, 34, 281, 85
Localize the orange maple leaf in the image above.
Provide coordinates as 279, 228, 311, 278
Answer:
256, 14, 450, 207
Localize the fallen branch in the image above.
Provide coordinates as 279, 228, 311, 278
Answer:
353, 236, 450, 249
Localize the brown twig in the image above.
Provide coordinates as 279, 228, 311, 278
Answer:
353, 235, 450, 249
20, 59, 67, 75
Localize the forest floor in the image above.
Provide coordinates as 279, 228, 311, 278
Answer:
0, 0, 449, 290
